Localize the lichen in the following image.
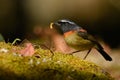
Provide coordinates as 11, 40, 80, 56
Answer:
0, 42, 114, 80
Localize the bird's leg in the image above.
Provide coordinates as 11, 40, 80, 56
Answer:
83, 49, 92, 60
41, 44, 54, 57
69, 50, 81, 55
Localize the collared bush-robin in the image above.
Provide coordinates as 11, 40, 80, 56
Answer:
50, 19, 112, 61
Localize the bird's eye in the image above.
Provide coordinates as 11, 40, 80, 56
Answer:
57, 21, 65, 24
57, 22, 62, 24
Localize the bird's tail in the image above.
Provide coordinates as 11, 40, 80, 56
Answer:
95, 42, 112, 61
97, 48, 112, 61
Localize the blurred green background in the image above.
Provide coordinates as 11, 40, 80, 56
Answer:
0, 0, 120, 48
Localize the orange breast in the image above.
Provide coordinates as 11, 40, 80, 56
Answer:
63, 31, 75, 37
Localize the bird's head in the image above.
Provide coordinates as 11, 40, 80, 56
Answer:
50, 19, 81, 34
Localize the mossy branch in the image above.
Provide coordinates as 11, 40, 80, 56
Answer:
0, 42, 114, 80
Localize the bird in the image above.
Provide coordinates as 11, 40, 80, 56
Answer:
50, 19, 112, 61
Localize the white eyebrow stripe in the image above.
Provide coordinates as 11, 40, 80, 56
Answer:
60, 20, 75, 24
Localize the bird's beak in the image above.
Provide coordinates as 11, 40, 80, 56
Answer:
50, 23, 54, 29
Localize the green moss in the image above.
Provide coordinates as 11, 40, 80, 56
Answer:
0, 42, 114, 80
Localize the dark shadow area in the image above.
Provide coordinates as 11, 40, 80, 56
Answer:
0, 0, 26, 42
0, 68, 19, 80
